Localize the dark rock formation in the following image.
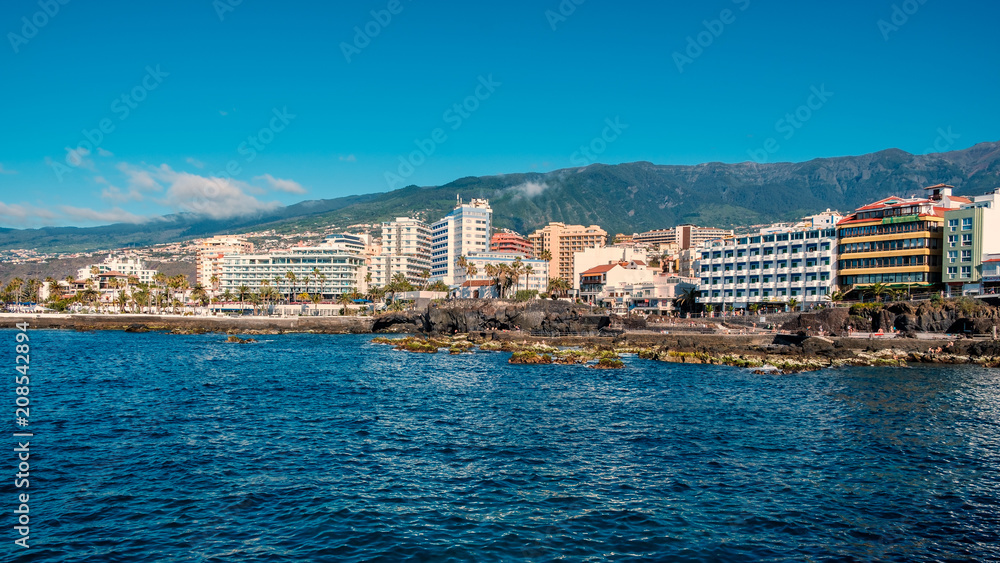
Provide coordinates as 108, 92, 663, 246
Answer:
371, 300, 610, 335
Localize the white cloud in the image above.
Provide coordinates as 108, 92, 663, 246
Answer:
0, 202, 55, 225
507, 180, 550, 199
117, 162, 162, 192
219, 110, 228, 116
153, 165, 282, 218
58, 205, 149, 224
64, 146, 95, 170
186, 157, 205, 169
254, 173, 306, 194
0, 163, 17, 174
97, 148, 114, 157
339, 154, 357, 162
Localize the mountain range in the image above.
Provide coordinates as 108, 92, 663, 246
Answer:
5, 141, 1000, 254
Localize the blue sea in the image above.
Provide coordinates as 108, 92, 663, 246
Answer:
5, 330, 1000, 562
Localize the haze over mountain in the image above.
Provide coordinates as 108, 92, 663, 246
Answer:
5, 141, 1000, 254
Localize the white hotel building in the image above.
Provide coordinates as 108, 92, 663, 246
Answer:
220, 247, 366, 299
431, 198, 492, 286
696, 220, 840, 310
371, 217, 433, 287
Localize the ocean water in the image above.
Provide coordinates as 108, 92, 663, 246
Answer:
5, 330, 1000, 562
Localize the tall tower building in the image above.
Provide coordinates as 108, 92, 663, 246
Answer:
430, 197, 492, 285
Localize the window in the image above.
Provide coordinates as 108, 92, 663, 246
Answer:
962, 250, 972, 262
961, 266, 971, 277
948, 251, 958, 263
949, 218, 958, 231
947, 266, 957, 279
962, 234, 973, 246
962, 218, 973, 231
948, 235, 957, 247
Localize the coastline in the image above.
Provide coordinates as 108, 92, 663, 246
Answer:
4, 312, 998, 371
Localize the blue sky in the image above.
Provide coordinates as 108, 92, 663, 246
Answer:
2, 0, 998, 228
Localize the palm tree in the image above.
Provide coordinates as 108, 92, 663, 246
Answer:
547, 277, 570, 299
674, 286, 699, 314
284, 271, 297, 303
539, 249, 552, 262
418, 269, 431, 290
209, 274, 220, 294
867, 282, 890, 303
509, 256, 525, 294
787, 297, 800, 312
337, 293, 352, 315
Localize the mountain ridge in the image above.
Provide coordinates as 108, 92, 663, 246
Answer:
4, 141, 1000, 253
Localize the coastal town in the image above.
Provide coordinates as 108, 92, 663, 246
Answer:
2, 184, 1000, 319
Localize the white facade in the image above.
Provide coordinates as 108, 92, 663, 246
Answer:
373, 217, 432, 287
579, 261, 656, 303
431, 198, 492, 285
572, 246, 648, 290
460, 252, 548, 293
221, 247, 365, 299
196, 235, 254, 289
598, 275, 698, 316
77, 254, 158, 285
697, 223, 839, 310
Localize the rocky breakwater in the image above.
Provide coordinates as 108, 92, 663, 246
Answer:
370, 299, 609, 335
783, 297, 1000, 337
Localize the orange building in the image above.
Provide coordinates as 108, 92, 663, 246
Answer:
489, 230, 534, 257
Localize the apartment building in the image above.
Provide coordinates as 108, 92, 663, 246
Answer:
529, 222, 607, 283
697, 221, 839, 310
633, 224, 733, 250
196, 235, 254, 290
371, 217, 432, 288
77, 254, 159, 285
942, 188, 1000, 295
837, 185, 966, 293
489, 230, 534, 257
430, 198, 492, 285
220, 247, 365, 299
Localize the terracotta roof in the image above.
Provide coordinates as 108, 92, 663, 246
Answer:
631, 260, 647, 266
581, 263, 621, 275
950, 196, 972, 203
924, 183, 954, 190
460, 280, 494, 287
984, 258, 1000, 263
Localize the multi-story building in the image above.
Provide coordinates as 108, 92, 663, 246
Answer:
371, 217, 432, 288
489, 230, 533, 257
220, 247, 365, 299
633, 224, 733, 250
529, 223, 608, 284
598, 275, 698, 316
572, 246, 648, 291
942, 188, 1000, 296
579, 260, 653, 304
982, 254, 1000, 295
837, 185, 966, 294
196, 235, 254, 290
697, 220, 840, 311
77, 254, 159, 285
457, 252, 548, 295
430, 198, 492, 285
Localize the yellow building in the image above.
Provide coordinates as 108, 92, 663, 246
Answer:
528, 223, 607, 283
837, 185, 967, 292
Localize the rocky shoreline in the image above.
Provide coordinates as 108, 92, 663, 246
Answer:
3, 298, 999, 371
372, 332, 1000, 372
